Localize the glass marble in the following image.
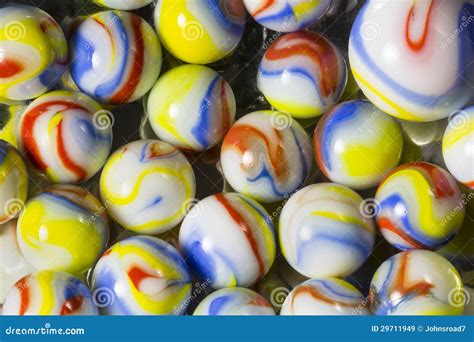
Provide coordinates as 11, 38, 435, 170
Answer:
100, 140, 196, 235
92, 235, 192, 315
279, 183, 376, 278
154, 0, 246, 64
281, 278, 371, 315
0, 219, 34, 304
375, 162, 465, 250
147, 64, 236, 152
258, 31, 347, 119
93, 0, 153, 10
17, 90, 112, 184
179, 192, 276, 289
70, 10, 162, 104
221, 110, 312, 203
0, 4, 67, 101
194, 287, 275, 315
314, 100, 403, 189
244, 0, 332, 32
349, 0, 473, 122
0, 140, 28, 224
17, 185, 109, 275
370, 250, 464, 315
2, 271, 98, 315
442, 104, 474, 190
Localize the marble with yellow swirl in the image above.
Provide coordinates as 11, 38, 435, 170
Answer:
279, 183, 375, 279
154, 0, 246, 64
442, 104, 474, 190
0, 104, 25, 147
147, 64, 236, 152
100, 140, 196, 234
0, 5, 67, 101
314, 100, 403, 190
2, 271, 98, 315
93, 0, 152, 10
0, 140, 28, 224
375, 162, 464, 250
17, 185, 109, 275
244, 0, 332, 32
92, 236, 191, 315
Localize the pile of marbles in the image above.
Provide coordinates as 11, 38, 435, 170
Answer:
0, 0, 473, 316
